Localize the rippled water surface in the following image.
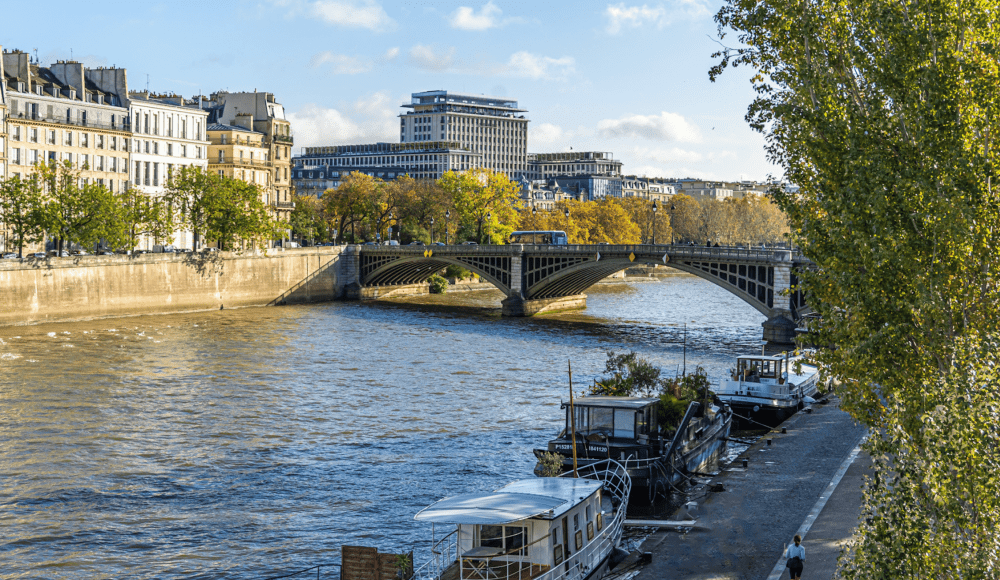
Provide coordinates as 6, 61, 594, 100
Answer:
0, 274, 764, 579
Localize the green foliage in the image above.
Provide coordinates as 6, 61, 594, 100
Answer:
428, 274, 449, 294
713, 0, 1000, 573
105, 186, 174, 252
445, 264, 472, 280
438, 168, 522, 244
165, 167, 282, 251
36, 161, 115, 251
588, 351, 662, 397
0, 174, 45, 256
659, 368, 711, 435
537, 451, 565, 478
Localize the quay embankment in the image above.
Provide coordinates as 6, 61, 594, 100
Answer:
631, 395, 868, 580
0, 246, 344, 326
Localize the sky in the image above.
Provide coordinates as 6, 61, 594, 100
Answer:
2, 1, 781, 182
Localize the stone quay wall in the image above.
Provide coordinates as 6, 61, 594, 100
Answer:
0, 247, 345, 326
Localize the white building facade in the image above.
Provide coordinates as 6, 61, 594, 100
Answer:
400, 90, 528, 179
127, 92, 209, 250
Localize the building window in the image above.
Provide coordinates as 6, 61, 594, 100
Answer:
181, 145, 187, 158
153, 163, 159, 187
144, 162, 151, 186
218, 151, 224, 163
167, 143, 173, 156
135, 162, 141, 185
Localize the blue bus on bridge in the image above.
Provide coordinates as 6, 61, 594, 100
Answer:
508, 231, 568, 245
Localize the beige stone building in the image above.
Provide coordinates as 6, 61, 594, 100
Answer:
198, 92, 293, 222
206, 123, 271, 195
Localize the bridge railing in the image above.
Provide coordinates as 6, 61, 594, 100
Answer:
355, 243, 804, 262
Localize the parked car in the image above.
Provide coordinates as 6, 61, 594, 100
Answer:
71, 249, 90, 256
48, 250, 70, 257
408, 240, 425, 246
29, 252, 47, 258
98, 250, 117, 255
433, 242, 446, 246
384, 240, 399, 246
201, 247, 219, 252
1, 252, 19, 259
362, 241, 378, 246
461, 241, 478, 246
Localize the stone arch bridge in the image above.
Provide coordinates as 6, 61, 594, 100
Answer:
342, 244, 810, 347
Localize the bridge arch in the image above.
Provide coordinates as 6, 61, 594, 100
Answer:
361, 254, 513, 295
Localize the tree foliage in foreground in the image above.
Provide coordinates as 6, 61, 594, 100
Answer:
713, 0, 1000, 575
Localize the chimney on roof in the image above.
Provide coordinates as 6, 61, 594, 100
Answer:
2, 50, 29, 84
49, 61, 86, 101
84, 66, 128, 104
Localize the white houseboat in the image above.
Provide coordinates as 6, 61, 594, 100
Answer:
412, 460, 630, 580
713, 353, 820, 427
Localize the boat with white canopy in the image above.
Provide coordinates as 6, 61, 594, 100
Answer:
412, 460, 630, 580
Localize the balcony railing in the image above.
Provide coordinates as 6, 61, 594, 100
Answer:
273, 201, 295, 209
273, 135, 294, 144
12, 112, 130, 132
213, 157, 272, 168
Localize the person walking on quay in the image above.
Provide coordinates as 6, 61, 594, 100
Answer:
785, 534, 805, 579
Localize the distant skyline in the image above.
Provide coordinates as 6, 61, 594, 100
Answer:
2, 1, 780, 181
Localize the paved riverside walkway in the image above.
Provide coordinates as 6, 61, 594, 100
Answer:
631, 395, 868, 580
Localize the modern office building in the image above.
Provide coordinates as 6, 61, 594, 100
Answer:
400, 90, 528, 179
293, 141, 482, 194
525, 151, 621, 181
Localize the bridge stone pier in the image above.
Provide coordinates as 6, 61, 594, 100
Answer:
342, 244, 809, 349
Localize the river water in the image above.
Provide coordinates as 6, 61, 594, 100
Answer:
0, 274, 765, 579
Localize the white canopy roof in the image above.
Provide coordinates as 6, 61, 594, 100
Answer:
414, 492, 567, 525
415, 478, 604, 524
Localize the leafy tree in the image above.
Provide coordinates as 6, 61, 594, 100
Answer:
105, 187, 174, 252
0, 174, 45, 257
323, 172, 380, 243
36, 161, 114, 252
713, 0, 1000, 574
667, 194, 704, 243
289, 193, 327, 243
617, 196, 673, 244
589, 351, 663, 397
438, 168, 521, 244
204, 178, 279, 251
164, 166, 217, 249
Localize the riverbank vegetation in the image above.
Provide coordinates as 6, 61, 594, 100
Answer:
713, 0, 1000, 574
589, 351, 711, 436
292, 169, 789, 246
0, 162, 285, 254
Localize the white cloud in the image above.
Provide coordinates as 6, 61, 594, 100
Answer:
604, 1, 711, 34
597, 111, 702, 142
287, 92, 400, 148
383, 47, 400, 60
310, 52, 373, 74
634, 146, 705, 164
529, 123, 568, 146
502, 52, 575, 80
409, 44, 456, 71
405, 46, 574, 80
449, 1, 503, 30
308, 0, 395, 31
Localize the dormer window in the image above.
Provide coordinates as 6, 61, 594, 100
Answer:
17, 82, 25, 92
35, 85, 43, 96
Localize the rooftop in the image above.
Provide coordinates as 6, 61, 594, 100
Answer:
207, 123, 262, 134
414, 478, 601, 524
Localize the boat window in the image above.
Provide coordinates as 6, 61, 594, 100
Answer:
553, 545, 564, 565
586, 506, 591, 522
596, 513, 603, 531
480, 525, 504, 549
636, 409, 649, 436
575, 530, 583, 550
614, 409, 634, 438
480, 525, 527, 554
552, 528, 558, 546
587, 522, 594, 541
573, 514, 579, 530
577, 407, 613, 435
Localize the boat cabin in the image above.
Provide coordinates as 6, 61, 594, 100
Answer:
546, 397, 662, 462
732, 355, 789, 384
415, 478, 612, 580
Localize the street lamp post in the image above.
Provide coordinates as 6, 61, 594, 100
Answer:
388, 212, 394, 242
670, 204, 676, 244
651, 200, 658, 245
430, 217, 435, 244
486, 211, 491, 244
445, 210, 451, 245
